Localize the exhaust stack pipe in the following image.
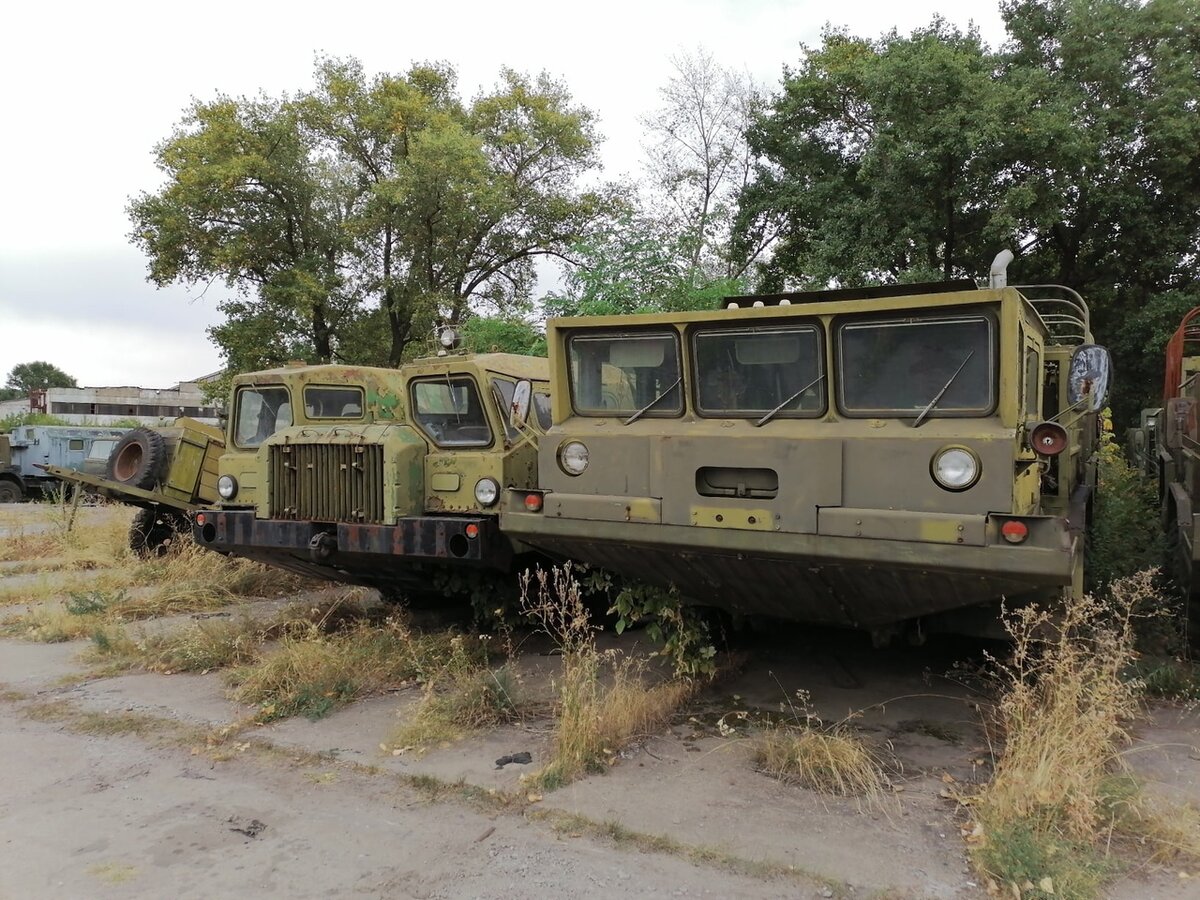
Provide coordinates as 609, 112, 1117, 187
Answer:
989, 249, 1014, 289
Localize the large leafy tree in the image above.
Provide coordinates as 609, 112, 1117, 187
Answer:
4, 362, 78, 398
130, 58, 609, 372
738, 1, 1200, 421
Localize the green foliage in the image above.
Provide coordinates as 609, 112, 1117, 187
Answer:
1086, 426, 1161, 593
5, 361, 78, 393
459, 316, 546, 356
131, 57, 610, 374
0, 413, 71, 433
974, 820, 1113, 900
65, 590, 124, 617
544, 212, 746, 319
740, 2, 1200, 423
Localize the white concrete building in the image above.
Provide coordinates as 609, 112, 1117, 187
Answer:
0, 377, 222, 426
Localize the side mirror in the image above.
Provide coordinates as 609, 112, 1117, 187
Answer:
510, 380, 532, 428
1068, 344, 1112, 412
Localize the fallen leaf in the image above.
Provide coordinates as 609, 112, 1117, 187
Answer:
941, 772, 957, 784
526, 793, 543, 803
1038, 876, 1054, 894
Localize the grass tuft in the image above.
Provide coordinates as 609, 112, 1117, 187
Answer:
520, 565, 696, 789
756, 722, 890, 801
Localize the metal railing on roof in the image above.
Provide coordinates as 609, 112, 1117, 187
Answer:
1013, 285, 1092, 346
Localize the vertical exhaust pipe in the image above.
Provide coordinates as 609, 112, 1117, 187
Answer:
989, 249, 1014, 289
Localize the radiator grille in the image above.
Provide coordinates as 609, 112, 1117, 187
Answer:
269, 443, 386, 523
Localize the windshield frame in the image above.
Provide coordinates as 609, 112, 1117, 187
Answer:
834, 311, 999, 419
409, 375, 496, 449
566, 329, 684, 419
232, 384, 293, 449
689, 321, 827, 419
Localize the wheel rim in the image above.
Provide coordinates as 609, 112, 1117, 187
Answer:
112, 444, 144, 482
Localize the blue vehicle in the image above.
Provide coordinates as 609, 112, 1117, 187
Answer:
0, 425, 128, 502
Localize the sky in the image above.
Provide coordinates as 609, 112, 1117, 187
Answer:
0, 0, 1007, 389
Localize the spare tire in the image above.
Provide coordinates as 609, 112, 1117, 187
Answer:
106, 428, 168, 490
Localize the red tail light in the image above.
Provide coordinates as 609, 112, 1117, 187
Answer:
195, 513, 206, 526
524, 492, 544, 512
1001, 520, 1029, 544
465, 523, 479, 539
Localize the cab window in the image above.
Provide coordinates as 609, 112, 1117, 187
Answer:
490, 378, 520, 443
692, 325, 825, 417
234, 386, 292, 448
533, 391, 552, 430
837, 314, 996, 417
1024, 348, 1041, 417
304, 386, 364, 419
568, 331, 682, 417
411, 378, 493, 448
86, 440, 116, 461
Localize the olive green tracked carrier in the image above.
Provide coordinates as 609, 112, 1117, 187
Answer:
41, 419, 225, 556
502, 254, 1111, 639
191, 353, 552, 599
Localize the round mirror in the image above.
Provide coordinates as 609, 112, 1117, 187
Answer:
1068, 344, 1112, 412
510, 380, 532, 427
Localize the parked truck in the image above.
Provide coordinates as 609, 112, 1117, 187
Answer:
501, 252, 1111, 640
0, 425, 128, 502
41, 418, 226, 555
190, 346, 554, 601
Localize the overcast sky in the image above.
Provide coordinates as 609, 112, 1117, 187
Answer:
0, 0, 1006, 389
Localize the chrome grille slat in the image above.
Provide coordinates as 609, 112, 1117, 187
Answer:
269, 443, 384, 523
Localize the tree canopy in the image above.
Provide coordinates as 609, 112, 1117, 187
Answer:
3, 362, 78, 399
738, 0, 1200, 421
130, 58, 611, 373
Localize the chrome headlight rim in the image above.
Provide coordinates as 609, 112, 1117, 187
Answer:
217, 474, 238, 500
558, 440, 590, 476
473, 477, 500, 508
930, 445, 980, 491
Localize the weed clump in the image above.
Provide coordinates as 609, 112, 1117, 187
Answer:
522, 565, 695, 790
968, 570, 1200, 898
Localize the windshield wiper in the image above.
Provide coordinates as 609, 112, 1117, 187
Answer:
913, 350, 975, 428
624, 376, 682, 425
755, 374, 826, 427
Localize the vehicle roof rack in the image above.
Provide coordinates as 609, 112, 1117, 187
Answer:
721, 279, 978, 309
1014, 285, 1091, 347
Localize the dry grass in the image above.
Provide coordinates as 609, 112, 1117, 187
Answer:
229, 615, 476, 722
2, 542, 316, 640
755, 721, 890, 801
87, 617, 265, 674
520, 565, 696, 790
0, 505, 130, 569
391, 661, 526, 750
968, 570, 1200, 898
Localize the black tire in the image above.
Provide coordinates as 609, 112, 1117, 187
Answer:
107, 428, 168, 490
0, 480, 22, 503
129, 508, 188, 558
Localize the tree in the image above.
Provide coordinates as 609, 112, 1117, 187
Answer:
5, 361, 78, 395
130, 58, 610, 372
640, 49, 764, 283
737, 3, 1200, 422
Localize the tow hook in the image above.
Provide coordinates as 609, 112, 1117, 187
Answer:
308, 532, 337, 563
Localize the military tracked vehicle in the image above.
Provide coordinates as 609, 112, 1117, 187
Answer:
502, 253, 1111, 640
190, 347, 552, 599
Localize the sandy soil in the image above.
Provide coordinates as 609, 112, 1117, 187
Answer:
1, 502, 1197, 899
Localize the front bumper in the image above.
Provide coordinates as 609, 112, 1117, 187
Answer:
192, 510, 513, 588
501, 503, 1079, 626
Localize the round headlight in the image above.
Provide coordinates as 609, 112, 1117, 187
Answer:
931, 447, 980, 491
438, 326, 459, 349
558, 440, 590, 476
474, 477, 500, 508
217, 474, 238, 500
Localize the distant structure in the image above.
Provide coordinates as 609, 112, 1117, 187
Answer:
0, 374, 222, 426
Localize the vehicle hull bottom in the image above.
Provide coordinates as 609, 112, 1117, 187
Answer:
192, 510, 524, 600
502, 513, 1076, 628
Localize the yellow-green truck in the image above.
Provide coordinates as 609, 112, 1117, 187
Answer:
501, 253, 1110, 640
190, 352, 552, 600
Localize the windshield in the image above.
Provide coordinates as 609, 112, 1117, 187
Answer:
86, 440, 116, 461
837, 315, 995, 416
693, 326, 824, 417
411, 378, 493, 447
568, 332, 682, 417
304, 386, 364, 419
234, 386, 292, 447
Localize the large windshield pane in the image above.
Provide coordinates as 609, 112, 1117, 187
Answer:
304, 386, 363, 419
568, 332, 682, 417
838, 315, 995, 415
234, 386, 292, 447
693, 326, 824, 417
411, 378, 493, 447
